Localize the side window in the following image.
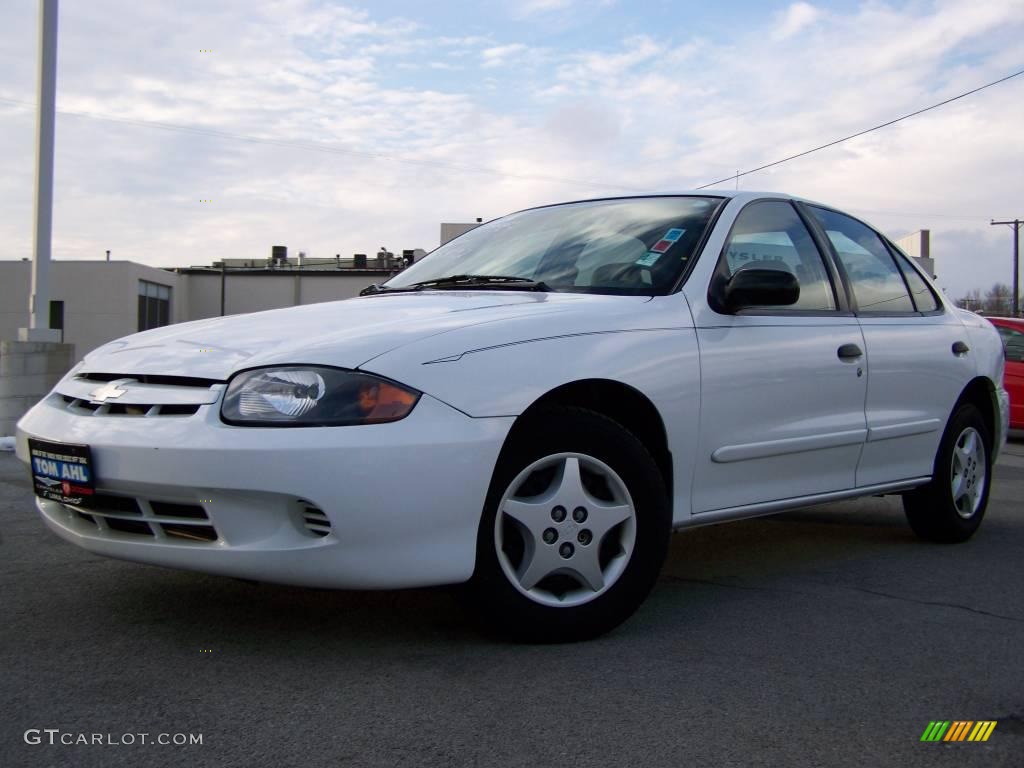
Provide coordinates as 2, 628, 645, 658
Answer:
720, 201, 837, 311
997, 326, 1024, 363
890, 247, 940, 312
808, 207, 915, 313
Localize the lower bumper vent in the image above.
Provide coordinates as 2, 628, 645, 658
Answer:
300, 502, 332, 538
63, 494, 218, 543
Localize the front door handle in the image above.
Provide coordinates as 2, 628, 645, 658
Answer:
837, 343, 863, 360
952, 340, 970, 356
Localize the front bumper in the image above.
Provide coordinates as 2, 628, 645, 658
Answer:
996, 385, 1010, 459
16, 392, 513, 588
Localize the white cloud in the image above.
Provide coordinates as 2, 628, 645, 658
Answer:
511, 0, 616, 17
1, 0, 1023, 301
481, 43, 530, 68
515, 0, 575, 15
773, 2, 821, 40
556, 35, 663, 85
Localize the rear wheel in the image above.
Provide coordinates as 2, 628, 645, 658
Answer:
903, 403, 991, 543
467, 407, 670, 642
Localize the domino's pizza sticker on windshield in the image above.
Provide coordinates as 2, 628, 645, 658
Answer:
635, 252, 662, 267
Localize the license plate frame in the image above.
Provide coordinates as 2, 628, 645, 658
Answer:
28, 438, 96, 505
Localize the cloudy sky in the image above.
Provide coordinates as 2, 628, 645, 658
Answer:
1, 0, 1022, 299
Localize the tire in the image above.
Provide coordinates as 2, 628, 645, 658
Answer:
903, 403, 991, 543
466, 406, 671, 642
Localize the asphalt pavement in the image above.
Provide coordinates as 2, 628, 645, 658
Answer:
0, 443, 1021, 768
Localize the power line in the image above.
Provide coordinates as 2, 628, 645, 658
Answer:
695, 67, 1024, 190
0, 96, 646, 193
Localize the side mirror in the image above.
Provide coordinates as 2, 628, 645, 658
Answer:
722, 268, 800, 312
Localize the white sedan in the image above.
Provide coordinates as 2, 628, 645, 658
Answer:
16, 191, 1009, 641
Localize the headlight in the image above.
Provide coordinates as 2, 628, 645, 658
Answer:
221, 366, 420, 427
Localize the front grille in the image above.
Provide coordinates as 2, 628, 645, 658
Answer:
62, 495, 218, 544
55, 372, 222, 418
60, 395, 201, 418
76, 372, 221, 388
77, 493, 142, 515
149, 501, 208, 519
300, 501, 332, 538
159, 522, 218, 542
159, 404, 203, 416
106, 517, 155, 536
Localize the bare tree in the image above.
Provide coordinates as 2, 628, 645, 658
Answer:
957, 288, 983, 312
984, 283, 1013, 316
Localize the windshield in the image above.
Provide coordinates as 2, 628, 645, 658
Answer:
385, 196, 722, 296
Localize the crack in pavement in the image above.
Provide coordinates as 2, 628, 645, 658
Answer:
842, 584, 1024, 624
661, 574, 1024, 624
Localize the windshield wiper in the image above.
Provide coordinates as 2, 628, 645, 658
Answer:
361, 275, 550, 296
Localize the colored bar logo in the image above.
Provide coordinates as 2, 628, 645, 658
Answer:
920, 721, 997, 742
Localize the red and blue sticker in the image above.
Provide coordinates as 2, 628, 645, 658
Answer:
636, 227, 685, 267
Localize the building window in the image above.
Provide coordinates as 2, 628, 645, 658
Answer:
49, 300, 64, 342
138, 280, 171, 331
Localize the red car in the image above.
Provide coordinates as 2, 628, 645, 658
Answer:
987, 316, 1024, 431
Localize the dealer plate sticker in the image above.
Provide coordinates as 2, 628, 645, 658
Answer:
28, 439, 96, 504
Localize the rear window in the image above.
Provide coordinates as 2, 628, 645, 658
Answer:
888, 244, 940, 312
808, 207, 915, 313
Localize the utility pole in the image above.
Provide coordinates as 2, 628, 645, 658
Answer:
991, 219, 1022, 317
21, 0, 62, 342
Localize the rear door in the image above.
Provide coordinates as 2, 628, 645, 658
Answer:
803, 205, 975, 486
688, 199, 868, 513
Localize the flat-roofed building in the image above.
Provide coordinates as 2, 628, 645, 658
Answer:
0, 259, 394, 363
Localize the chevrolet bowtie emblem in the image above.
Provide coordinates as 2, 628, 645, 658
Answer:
88, 379, 132, 403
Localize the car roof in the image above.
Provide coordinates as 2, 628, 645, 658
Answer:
521, 189, 829, 211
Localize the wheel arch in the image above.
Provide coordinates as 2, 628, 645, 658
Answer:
953, 376, 998, 454
510, 378, 673, 502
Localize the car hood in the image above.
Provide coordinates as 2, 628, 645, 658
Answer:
80, 291, 652, 379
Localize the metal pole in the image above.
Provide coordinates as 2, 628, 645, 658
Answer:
219, 264, 226, 316
1015, 222, 1020, 318
992, 219, 1022, 317
27, 0, 59, 338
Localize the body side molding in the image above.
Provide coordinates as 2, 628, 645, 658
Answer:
866, 419, 942, 442
711, 428, 867, 463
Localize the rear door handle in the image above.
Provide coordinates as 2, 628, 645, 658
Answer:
952, 341, 970, 356
837, 343, 863, 360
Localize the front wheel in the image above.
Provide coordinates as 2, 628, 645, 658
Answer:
903, 403, 991, 543
466, 407, 671, 642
